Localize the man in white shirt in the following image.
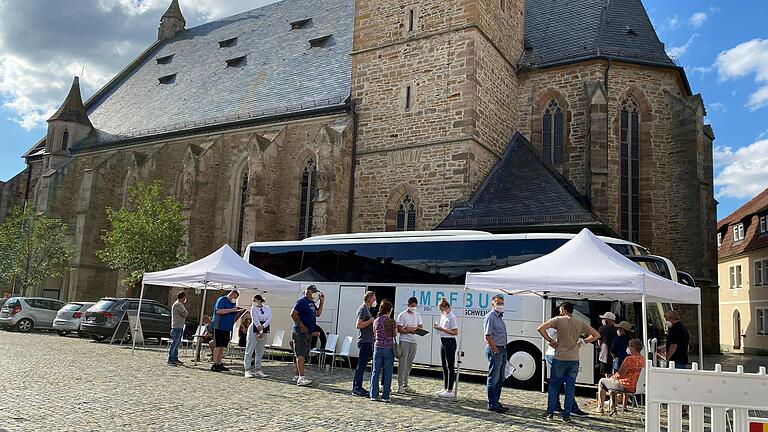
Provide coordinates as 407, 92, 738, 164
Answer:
396, 296, 423, 394
244, 294, 272, 378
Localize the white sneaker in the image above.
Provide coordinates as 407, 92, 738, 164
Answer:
254, 370, 268, 378
291, 375, 299, 384
436, 389, 447, 396
404, 386, 415, 394
396, 386, 405, 394
296, 376, 312, 386
439, 390, 455, 398
244, 371, 255, 378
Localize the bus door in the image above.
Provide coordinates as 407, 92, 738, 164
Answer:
337, 285, 366, 357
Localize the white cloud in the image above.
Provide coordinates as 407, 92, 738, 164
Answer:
707, 102, 726, 113
667, 34, 698, 59
667, 15, 681, 30
689, 12, 708, 28
715, 139, 768, 199
715, 38, 768, 111
0, 0, 274, 130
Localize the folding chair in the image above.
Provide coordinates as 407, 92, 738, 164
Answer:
267, 330, 286, 361
331, 336, 353, 370
309, 333, 338, 370
609, 369, 645, 417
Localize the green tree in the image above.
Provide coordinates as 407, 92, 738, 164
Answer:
0, 205, 74, 296
96, 180, 188, 288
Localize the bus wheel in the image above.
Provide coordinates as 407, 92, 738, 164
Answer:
505, 342, 542, 390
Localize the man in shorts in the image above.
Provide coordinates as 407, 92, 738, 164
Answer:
211, 290, 240, 372
290, 285, 325, 386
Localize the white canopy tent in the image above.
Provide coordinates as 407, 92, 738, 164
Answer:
134, 244, 300, 353
461, 229, 703, 396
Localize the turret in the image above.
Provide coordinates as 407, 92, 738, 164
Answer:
45, 76, 92, 168
158, 0, 186, 41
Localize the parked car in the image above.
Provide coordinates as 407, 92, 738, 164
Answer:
0, 297, 67, 332
79, 298, 172, 342
52, 302, 95, 336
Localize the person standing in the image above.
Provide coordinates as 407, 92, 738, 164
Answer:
661, 310, 689, 369
244, 294, 272, 378
433, 298, 459, 398
290, 285, 325, 386
396, 296, 423, 394
483, 294, 508, 413
168, 291, 188, 366
211, 290, 240, 372
352, 291, 377, 397
370, 299, 397, 402
538, 302, 600, 423
544, 327, 587, 416
597, 312, 617, 377
611, 321, 631, 372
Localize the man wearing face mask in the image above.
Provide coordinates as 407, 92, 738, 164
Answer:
660, 310, 689, 369
244, 294, 271, 378
290, 285, 325, 386
396, 297, 423, 394
597, 312, 617, 378
483, 294, 509, 413
352, 291, 377, 397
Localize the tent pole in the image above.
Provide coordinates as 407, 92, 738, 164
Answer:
132, 283, 145, 355
453, 288, 468, 400
195, 282, 209, 364
641, 293, 649, 425
541, 296, 546, 393
697, 303, 704, 367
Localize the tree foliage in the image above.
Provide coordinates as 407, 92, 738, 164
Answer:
0, 205, 74, 295
96, 181, 188, 288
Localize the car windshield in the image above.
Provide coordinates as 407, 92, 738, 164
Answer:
62, 304, 82, 312
91, 300, 117, 311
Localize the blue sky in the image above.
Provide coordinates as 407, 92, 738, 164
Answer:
0, 0, 766, 221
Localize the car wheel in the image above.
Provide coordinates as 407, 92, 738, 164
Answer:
77, 331, 87, 338
122, 331, 132, 344
15, 318, 34, 333
505, 342, 542, 390
57, 331, 69, 336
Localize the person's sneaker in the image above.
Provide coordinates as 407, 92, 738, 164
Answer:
167, 362, 176, 367
497, 404, 509, 412
352, 389, 368, 397
553, 406, 564, 413
210, 364, 221, 372
381, 398, 390, 403
436, 389, 447, 396
244, 371, 255, 378
370, 397, 380, 402
404, 386, 415, 394
291, 375, 300, 384
571, 408, 589, 417
438, 391, 455, 398
296, 376, 312, 386
396, 386, 405, 394
562, 416, 572, 423
173, 360, 184, 366
219, 365, 230, 372
254, 370, 268, 378
488, 406, 506, 413
542, 412, 555, 420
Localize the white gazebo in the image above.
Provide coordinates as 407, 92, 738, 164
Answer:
134, 244, 300, 352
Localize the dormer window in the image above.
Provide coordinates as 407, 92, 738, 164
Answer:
156, 55, 174, 65
760, 215, 767, 234
733, 223, 745, 242
717, 232, 722, 247
225, 56, 247, 68
309, 34, 333, 48
291, 18, 312, 30
158, 73, 177, 85
219, 37, 238, 48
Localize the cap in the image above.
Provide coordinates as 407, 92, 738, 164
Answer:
599, 312, 617, 320
615, 321, 632, 331
306, 284, 319, 293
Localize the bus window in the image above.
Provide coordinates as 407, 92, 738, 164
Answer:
249, 246, 303, 277
300, 245, 340, 281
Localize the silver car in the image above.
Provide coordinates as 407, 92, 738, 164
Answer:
53, 302, 95, 336
0, 297, 67, 332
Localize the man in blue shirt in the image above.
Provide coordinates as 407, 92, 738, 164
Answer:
483, 294, 509, 413
211, 290, 240, 372
290, 285, 325, 386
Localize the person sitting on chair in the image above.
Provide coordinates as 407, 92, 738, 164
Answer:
596, 338, 645, 415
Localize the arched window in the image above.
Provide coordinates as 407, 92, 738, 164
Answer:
235, 171, 248, 253
298, 159, 317, 239
61, 129, 69, 151
620, 97, 640, 243
395, 195, 416, 231
542, 99, 564, 165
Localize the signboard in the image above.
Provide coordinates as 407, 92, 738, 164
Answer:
111, 312, 144, 346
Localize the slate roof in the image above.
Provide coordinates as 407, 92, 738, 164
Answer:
47, 77, 91, 126
717, 187, 768, 259
437, 133, 603, 232
520, 0, 675, 69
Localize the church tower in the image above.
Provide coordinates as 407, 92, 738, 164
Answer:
350, 0, 525, 232
45, 76, 92, 171
158, 0, 186, 41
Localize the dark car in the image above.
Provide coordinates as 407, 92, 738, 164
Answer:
79, 298, 172, 342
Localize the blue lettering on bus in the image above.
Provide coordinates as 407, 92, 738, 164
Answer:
449, 291, 459, 305
419, 291, 431, 306
435, 291, 445, 305
466, 293, 473, 308
479, 293, 489, 309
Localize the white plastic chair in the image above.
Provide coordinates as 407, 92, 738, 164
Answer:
267, 330, 285, 361
309, 333, 338, 370
332, 336, 353, 370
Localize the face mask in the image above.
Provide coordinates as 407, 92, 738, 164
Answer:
371, 300, 377, 308
664, 320, 672, 328
626, 348, 632, 355
311, 293, 320, 301
253, 302, 262, 307
494, 305, 504, 313
601, 319, 606, 326
408, 306, 416, 312
617, 330, 622, 336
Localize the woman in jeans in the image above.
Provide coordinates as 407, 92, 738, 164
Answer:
370, 299, 397, 402
433, 298, 459, 397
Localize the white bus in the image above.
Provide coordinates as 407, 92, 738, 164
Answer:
243, 230, 691, 389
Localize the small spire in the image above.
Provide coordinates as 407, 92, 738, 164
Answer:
47, 76, 91, 126
158, 0, 186, 40
162, 0, 186, 25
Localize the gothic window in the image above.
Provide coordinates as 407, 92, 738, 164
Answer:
542, 99, 564, 165
235, 171, 248, 254
620, 97, 640, 243
298, 159, 317, 240
61, 130, 69, 151
395, 195, 417, 231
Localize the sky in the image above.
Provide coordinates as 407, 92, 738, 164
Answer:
0, 0, 766, 221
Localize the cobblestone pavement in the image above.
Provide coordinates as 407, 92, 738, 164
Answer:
0, 331, 646, 431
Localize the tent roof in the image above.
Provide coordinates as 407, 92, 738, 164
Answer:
142, 244, 299, 291
465, 229, 700, 304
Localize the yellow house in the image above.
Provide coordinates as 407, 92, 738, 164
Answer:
717, 187, 768, 354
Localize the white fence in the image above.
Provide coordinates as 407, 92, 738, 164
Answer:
645, 360, 768, 432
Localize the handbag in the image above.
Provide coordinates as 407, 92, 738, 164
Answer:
394, 341, 403, 359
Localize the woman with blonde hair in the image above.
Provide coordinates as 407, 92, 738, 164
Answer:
433, 298, 459, 397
